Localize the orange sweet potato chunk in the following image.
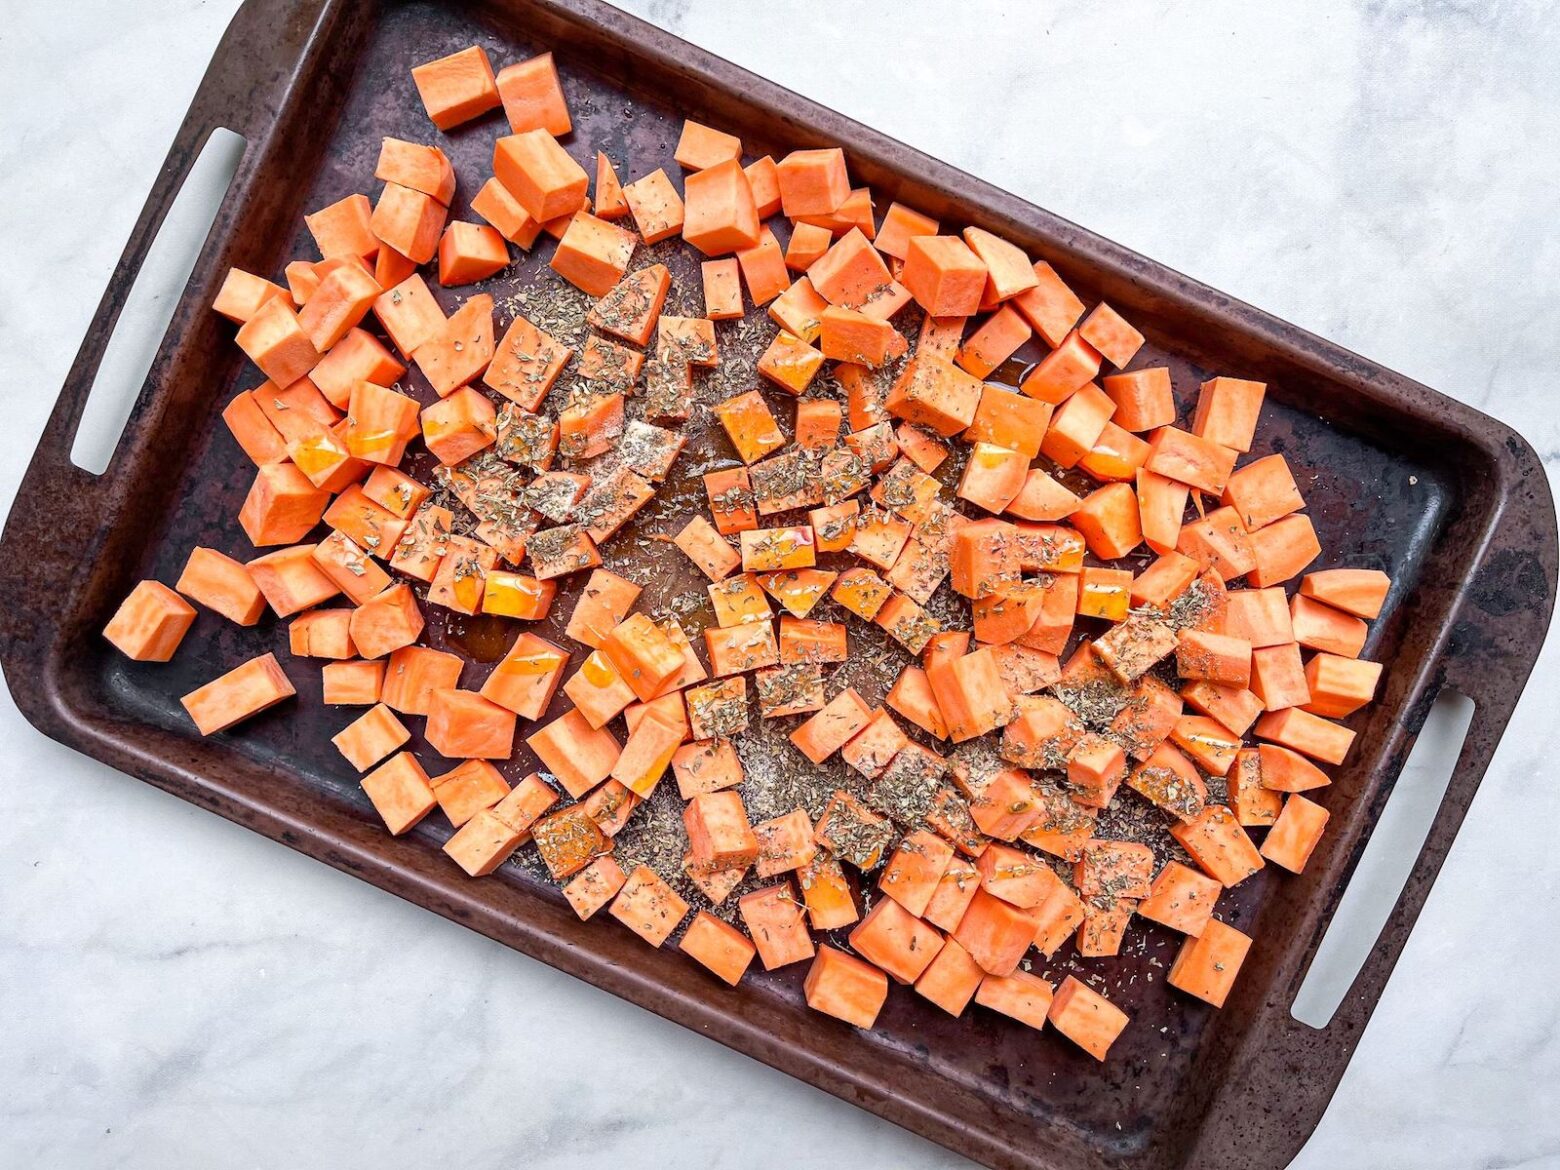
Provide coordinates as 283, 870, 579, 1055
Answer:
181, 653, 296, 735
1048, 976, 1130, 1060
104, 580, 197, 662
801, 945, 886, 1028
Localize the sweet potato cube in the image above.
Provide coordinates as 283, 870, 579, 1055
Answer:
1077, 302, 1144, 369
425, 688, 515, 760
736, 225, 792, 306
373, 273, 445, 356
609, 864, 690, 947
805, 946, 889, 1028
1303, 653, 1382, 718
442, 810, 525, 877
413, 293, 495, 399
493, 129, 588, 223
1100, 366, 1174, 432
872, 201, 938, 261
470, 177, 542, 248
235, 298, 319, 388
1006, 262, 1082, 348
975, 970, 1056, 1030
220, 389, 289, 465
1124, 740, 1209, 823
1137, 861, 1221, 938
1147, 425, 1239, 496
601, 612, 684, 701
332, 703, 410, 772
1168, 918, 1253, 1008
291, 602, 355, 657
526, 707, 621, 797
775, 147, 850, 217
587, 265, 670, 349
411, 44, 498, 128
1048, 976, 1129, 1060
1029, 877, 1089, 956
849, 896, 941, 984
789, 687, 872, 764
213, 267, 288, 324
245, 545, 340, 618
909, 935, 982, 1016
952, 887, 1041, 976
702, 257, 744, 320
436, 221, 508, 286
1093, 614, 1180, 684
881, 353, 980, 438
1018, 330, 1100, 406
1066, 734, 1128, 807
673, 515, 741, 582
371, 183, 448, 265
375, 137, 455, 204
746, 809, 816, 881
565, 568, 640, 648
1261, 793, 1331, 873
684, 789, 759, 869
490, 771, 559, 836
678, 910, 756, 987
612, 709, 684, 797
681, 158, 760, 255
1255, 706, 1355, 765
814, 788, 895, 868
740, 882, 815, 970
1291, 593, 1369, 658
1192, 376, 1266, 453
359, 752, 436, 835
427, 758, 510, 830
1170, 804, 1265, 887
322, 660, 385, 706
1300, 568, 1391, 620
1257, 742, 1332, 793
1228, 748, 1283, 826
1250, 642, 1312, 710
418, 386, 496, 466
305, 192, 377, 262
670, 739, 743, 800
719, 153, 771, 219
1082, 900, 1136, 957
103, 580, 196, 662
531, 805, 611, 879
376, 645, 460, 717
1169, 715, 1242, 778
297, 263, 382, 351
622, 167, 685, 243
180, 653, 296, 740
496, 51, 570, 135
879, 829, 956, 917
551, 211, 637, 296
541, 855, 622, 925
902, 235, 987, 317
789, 855, 855, 932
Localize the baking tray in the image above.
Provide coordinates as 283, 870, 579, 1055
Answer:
1, 1, 1554, 1168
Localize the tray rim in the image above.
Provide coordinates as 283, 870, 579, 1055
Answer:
1, 2, 1555, 1169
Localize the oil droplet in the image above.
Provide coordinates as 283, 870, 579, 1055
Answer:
444, 613, 514, 663
987, 358, 1035, 388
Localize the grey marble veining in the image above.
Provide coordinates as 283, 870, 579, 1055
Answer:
1, 2, 1557, 1168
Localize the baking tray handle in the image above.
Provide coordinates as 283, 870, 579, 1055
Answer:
1192, 438, 1558, 1170
4, 0, 326, 498
0, 0, 329, 669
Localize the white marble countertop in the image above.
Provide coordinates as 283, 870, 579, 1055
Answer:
2, 2, 1557, 1167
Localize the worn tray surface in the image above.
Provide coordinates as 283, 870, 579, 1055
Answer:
2, 2, 1555, 1170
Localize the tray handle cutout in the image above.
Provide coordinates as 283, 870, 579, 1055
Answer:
70, 128, 246, 475
1291, 688, 1476, 1028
